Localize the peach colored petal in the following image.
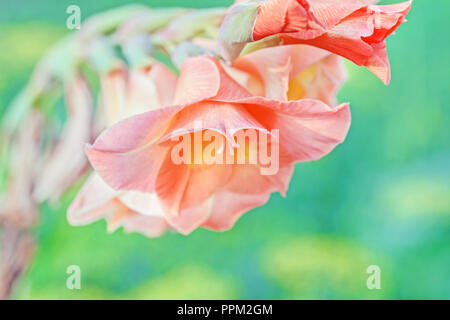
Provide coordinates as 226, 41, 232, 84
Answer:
233, 45, 344, 104
68, 172, 170, 238
216, 96, 351, 163
85, 104, 183, 192
173, 56, 221, 105
67, 173, 118, 226
234, 46, 293, 100
105, 203, 170, 238
289, 45, 331, 75
155, 151, 231, 217
202, 164, 294, 231
288, 53, 347, 105
160, 101, 265, 143
118, 191, 165, 217
300, 0, 365, 30
176, 56, 252, 102
177, 165, 232, 211
221, 64, 265, 97
202, 191, 271, 231
68, 173, 170, 238
106, 204, 133, 233
227, 164, 294, 196
86, 141, 170, 193
121, 214, 169, 238
154, 154, 227, 234
253, 0, 294, 40
165, 199, 213, 235
363, 41, 390, 85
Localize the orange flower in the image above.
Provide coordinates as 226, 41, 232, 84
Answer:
219, 0, 412, 84
86, 56, 350, 234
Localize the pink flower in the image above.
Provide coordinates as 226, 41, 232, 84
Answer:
68, 61, 177, 237
231, 45, 347, 105
219, 0, 412, 84
85, 55, 351, 235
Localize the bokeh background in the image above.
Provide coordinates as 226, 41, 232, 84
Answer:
0, 0, 449, 299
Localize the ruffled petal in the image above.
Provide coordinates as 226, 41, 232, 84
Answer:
233, 45, 343, 103
202, 163, 294, 231
155, 154, 232, 234
217, 96, 351, 163
155, 151, 231, 219
253, 0, 294, 40
202, 191, 271, 231
166, 199, 213, 235
288, 53, 347, 105
233, 46, 293, 100
86, 106, 181, 192
160, 101, 265, 143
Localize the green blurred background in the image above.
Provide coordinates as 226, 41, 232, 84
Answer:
1, 0, 449, 299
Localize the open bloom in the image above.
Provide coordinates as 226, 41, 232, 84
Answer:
85, 55, 351, 234
68, 61, 177, 237
231, 44, 347, 105
219, 0, 412, 84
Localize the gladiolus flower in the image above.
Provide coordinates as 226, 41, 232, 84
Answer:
85, 55, 351, 234
219, 0, 412, 84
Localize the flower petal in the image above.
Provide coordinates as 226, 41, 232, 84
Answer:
173, 56, 221, 105
221, 97, 351, 163
118, 191, 166, 217
155, 152, 231, 219
148, 62, 178, 106
86, 106, 180, 192
234, 46, 293, 100
202, 163, 294, 231
202, 191, 271, 231
67, 173, 118, 226
121, 214, 169, 238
